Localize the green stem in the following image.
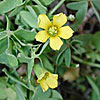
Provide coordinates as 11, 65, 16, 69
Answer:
11, 33, 26, 46
48, 0, 65, 17
72, 55, 100, 68
0, 34, 8, 41
27, 80, 30, 99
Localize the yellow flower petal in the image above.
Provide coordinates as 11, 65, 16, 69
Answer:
49, 72, 58, 80
46, 76, 58, 89
58, 26, 74, 39
37, 73, 45, 83
40, 79, 48, 92
52, 74, 58, 80
35, 30, 49, 43
53, 13, 67, 28
38, 14, 52, 29
50, 36, 63, 50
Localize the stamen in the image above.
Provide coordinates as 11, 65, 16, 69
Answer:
48, 26, 58, 37
42, 72, 49, 80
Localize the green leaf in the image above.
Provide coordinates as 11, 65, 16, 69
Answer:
16, 84, 26, 100
0, 77, 12, 100
27, 60, 34, 80
71, 39, 82, 45
21, 46, 31, 56
92, 0, 100, 11
0, 78, 7, 88
0, 0, 22, 14
11, 32, 27, 46
19, 11, 38, 28
33, 5, 46, 15
9, 6, 23, 17
92, 31, 100, 51
51, 90, 63, 100
15, 13, 30, 28
0, 36, 8, 54
5, 88, 16, 100
86, 76, 100, 100
38, 40, 49, 55
67, 1, 88, 31
72, 5, 87, 30
86, 51, 100, 62
73, 33, 93, 45
0, 87, 16, 100
32, 86, 51, 100
18, 53, 34, 80
26, 5, 37, 19
0, 50, 18, 68
67, 1, 87, 10
43, 99, 60, 100
69, 0, 84, 1
0, 79, 7, 99
34, 64, 45, 78
18, 53, 32, 63
0, 31, 7, 40
39, 0, 54, 6
40, 55, 54, 72
56, 48, 66, 65
65, 48, 71, 67
91, 91, 99, 100
57, 66, 66, 76
91, 1, 100, 24
0, 88, 7, 99
14, 29, 36, 42
32, 0, 47, 10
2, 68, 32, 90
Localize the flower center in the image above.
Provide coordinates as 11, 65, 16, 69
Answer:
48, 26, 58, 37
42, 72, 49, 80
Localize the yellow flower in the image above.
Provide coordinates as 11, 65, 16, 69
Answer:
37, 71, 58, 92
35, 13, 74, 50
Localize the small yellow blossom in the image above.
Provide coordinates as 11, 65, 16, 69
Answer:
37, 71, 58, 92
35, 13, 74, 50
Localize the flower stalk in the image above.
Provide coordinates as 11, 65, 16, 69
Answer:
48, 0, 66, 17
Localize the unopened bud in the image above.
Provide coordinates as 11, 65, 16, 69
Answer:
68, 14, 75, 21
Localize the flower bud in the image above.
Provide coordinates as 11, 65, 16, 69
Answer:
68, 14, 75, 21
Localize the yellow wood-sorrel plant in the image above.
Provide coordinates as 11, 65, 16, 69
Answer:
0, 0, 100, 100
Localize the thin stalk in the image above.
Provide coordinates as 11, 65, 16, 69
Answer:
72, 55, 100, 68
27, 81, 30, 99
48, 0, 65, 17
